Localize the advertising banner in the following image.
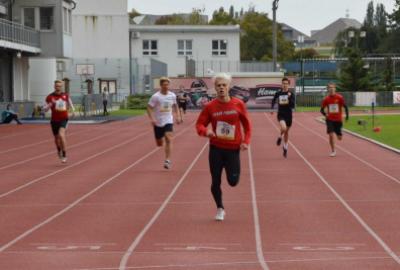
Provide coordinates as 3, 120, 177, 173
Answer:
153, 76, 296, 109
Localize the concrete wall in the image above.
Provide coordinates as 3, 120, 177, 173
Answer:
28, 57, 57, 103
13, 56, 30, 101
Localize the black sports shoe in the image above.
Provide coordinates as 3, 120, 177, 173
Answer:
276, 137, 282, 146
283, 148, 288, 158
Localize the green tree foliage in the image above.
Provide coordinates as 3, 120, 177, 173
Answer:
155, 9, 206, 25
209, 7, 237, 25
339, 48, 372, 91
380, 57, 396, 91
240, 11, 294, 61
128, 9, 141, 22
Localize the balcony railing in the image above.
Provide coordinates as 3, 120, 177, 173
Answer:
0, 18, 40, 48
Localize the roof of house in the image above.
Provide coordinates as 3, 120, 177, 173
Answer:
280, 23, 311, 40
130, 24, 240, 33
311, 18, 362, 45
132, 13, 209, 25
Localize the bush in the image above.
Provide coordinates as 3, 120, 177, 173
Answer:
125, 94, 152, 109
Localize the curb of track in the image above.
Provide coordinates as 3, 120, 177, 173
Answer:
315, 117, 400, 155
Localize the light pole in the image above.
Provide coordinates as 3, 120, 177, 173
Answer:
272, 0, 279, 72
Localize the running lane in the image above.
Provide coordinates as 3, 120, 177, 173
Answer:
250, 112, 399, 269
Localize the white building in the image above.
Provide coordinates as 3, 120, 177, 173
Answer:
130, 25, 241, 82
67, 0, 130, 96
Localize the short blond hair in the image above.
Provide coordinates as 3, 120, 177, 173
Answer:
159, 77, 170, 85
213, 73, 232, 84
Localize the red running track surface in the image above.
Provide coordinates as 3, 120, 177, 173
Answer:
0, 112, 399, 270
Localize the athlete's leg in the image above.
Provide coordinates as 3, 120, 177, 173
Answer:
209, 146, 224, 209
224, 149, 241, 187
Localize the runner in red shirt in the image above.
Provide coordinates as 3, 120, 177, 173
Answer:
320, 82, 349, 157
196, 73, 251, 221
44, 80, 75, 163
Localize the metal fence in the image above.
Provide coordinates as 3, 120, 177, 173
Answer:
70, 93, 127, 117
296, 91, 400, 107
0, 18, 40, 48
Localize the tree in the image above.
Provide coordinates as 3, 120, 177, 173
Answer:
128, 9, 141, 22
155, 15, 185, 25
209, 7, 237, 25
240, 11, 294, 61
339, 48, 372, 91
364, 1, 374, 28
188, 8, 207, 25
375, 4, 388, 40
379, 0, 400, 52
229, 5, 235, 18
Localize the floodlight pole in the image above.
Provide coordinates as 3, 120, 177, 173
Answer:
272, 0, 279, 72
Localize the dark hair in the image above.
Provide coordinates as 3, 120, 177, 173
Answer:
159, 77, 170, 85
282, 77, 290, 83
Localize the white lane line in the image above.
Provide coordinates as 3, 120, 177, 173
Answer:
0, 122, 148, 171
75, 256, 394, 270
0, 123, 195, 253
119, 142, 208, 270
0, 131, 149, 199
296, 120, 400, 185
0, 129, 90, 155
265, 113, 400, 265
248, 146, 270, 270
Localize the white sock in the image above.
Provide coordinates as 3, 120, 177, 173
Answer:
284, 143, 288, 150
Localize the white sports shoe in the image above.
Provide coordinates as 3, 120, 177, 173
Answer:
215, 208, 225, 221
329, 151, 337, 157
61, 157, 67, 163
164, 160, 171, 169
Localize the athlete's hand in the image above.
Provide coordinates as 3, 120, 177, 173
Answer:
150, 120, 157, 126
240, 143, 249, 151
176, 118, 183, 125
206, 129, 216, 138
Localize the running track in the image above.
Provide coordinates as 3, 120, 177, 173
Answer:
0, 112, 399, 270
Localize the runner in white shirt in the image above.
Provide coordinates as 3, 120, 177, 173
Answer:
147, 77, 183, 169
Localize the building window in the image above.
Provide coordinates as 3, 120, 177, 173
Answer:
40, 7, 54, 30
23, 8, 35, 28
177, 40, 192, 56
143, 40, 158, 56
212, 40, 228, 56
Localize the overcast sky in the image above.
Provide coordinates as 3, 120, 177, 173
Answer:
128, 0, 396, 36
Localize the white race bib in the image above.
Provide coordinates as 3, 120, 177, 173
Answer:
55, 99, 67, 111
329, 104, 339, 113
160, 101, 172, 113
279, 95, 289, 105
216, 121, 236, 141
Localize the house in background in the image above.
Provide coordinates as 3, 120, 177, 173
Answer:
280, 23, 318, 49
311, 18, 362, 45
130, 24, 241, 92
67, 0, 130, 96
10, 0, 76, 103
0, 0, 41, 103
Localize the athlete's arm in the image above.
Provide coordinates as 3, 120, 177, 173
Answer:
43, 96, 52, 112
289, 91, 295, 109
320, 99, 327, 117
343, 104, 349, 121
172, 103, 182, 124
239, 102, 252, 150
146, 105, 156, 126
68, 97, 75, 117
196, 106, 214, 137
271, 92, 278, 110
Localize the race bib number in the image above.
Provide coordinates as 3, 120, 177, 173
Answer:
279, 95, 289, 105
160, 101, 172, 112
329, 104, 339, 113
55, 99, 67, 111
216, 121, 236, 141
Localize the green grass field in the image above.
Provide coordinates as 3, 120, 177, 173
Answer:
110, 109, 146, 117
344, 114, 400, 149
